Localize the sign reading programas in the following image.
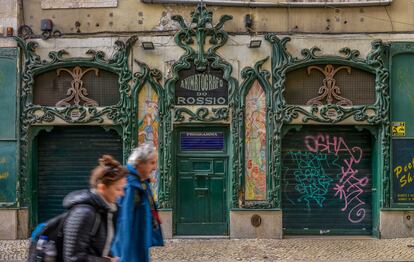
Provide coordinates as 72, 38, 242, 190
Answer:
175, 65, 228, 105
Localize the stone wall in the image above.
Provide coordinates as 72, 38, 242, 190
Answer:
0, 0, 18, 37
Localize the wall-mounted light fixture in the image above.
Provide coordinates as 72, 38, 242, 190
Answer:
249, 40, 262, 48
142, 41, 155, 50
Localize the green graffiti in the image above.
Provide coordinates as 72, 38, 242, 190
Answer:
287, 152, 334, 208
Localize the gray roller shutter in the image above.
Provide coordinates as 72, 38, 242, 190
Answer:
36, 126, 123, 223
282, 126, 372, 235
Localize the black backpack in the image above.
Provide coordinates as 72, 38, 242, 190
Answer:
27, 204, 101, 262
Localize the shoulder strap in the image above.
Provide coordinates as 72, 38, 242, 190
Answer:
69, 204, 100, 236
91, 210, 101, 236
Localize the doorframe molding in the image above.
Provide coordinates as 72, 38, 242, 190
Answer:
172, 125, 230, 235
264, 34, 390, 210
163, 4, 237, 209
15, 36, 137, 213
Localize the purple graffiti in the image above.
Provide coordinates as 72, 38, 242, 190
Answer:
305, 134, 368, 224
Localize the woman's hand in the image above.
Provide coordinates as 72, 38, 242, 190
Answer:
104, 256, 119, 262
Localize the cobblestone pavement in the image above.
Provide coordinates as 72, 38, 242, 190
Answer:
2, 238, 414, 262
0, 240, 29, 262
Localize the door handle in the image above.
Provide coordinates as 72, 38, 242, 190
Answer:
195, 187, 208, 191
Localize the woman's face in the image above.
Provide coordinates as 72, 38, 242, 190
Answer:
136, 153, 158, 181
98, 177, 127, 203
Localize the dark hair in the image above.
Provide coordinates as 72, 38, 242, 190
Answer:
90, 155, 127, 188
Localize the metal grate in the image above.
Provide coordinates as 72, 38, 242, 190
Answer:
282, 126, 372, 235
37, 126, 123, 223
33, 67, 120, 106
284, 65, 376, 105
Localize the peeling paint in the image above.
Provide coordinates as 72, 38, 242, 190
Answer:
153, 9, 180, 31
164, 60, 176, 80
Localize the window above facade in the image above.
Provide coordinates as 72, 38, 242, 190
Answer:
284, 64, 376, 106
41, 0, 117, 9
284, 0, 392, 6
140, 0, 391, 7
33, 66, 120, 107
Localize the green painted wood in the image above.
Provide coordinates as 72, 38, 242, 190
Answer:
265, 34, 390, 211
0, 48, 17, 139
239, 57, 275, 209
35, 126, 122, 223
176, 157, 227, 235
390, 52, 414, 137
15, 36, 137, 207
163, 4, 237, 210
369, 127, 381, 238
388, 42, 414, 208
0, 142, 17, 205
281, 126, 373, 235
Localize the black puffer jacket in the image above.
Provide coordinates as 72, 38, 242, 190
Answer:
62, 189, 117, 262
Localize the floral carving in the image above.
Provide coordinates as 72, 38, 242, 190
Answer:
56, 66, 99, 107
306, 64, 353, 106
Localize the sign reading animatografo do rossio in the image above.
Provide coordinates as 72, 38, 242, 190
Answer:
175, 65, 228, 105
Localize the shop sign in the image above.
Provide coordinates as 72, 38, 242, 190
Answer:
175, 66, 228, 105
392, 122, 406, 136
392, 139, 414, 204
180, 132, 224, 151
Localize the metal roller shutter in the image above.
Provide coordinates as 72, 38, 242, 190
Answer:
282, 126, 372, 235
37, 126, 123, 223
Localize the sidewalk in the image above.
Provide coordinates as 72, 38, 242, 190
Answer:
2, 237, 414, 262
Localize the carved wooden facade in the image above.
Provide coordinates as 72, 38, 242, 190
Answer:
15, 4, 390, 234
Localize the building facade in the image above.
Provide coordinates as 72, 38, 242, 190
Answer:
1, 0, 414, 239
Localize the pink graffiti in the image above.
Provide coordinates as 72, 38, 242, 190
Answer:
304, 134, 368, 224
304, 134, 362, 162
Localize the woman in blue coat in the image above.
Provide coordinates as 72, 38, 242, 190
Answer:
111, 143, 164, 262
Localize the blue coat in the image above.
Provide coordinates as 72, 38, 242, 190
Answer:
111, 164, 164, 262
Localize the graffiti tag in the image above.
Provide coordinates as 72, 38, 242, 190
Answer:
305, 134, 368, 224
288, 152, 333, 208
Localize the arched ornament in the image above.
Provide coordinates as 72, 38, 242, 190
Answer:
131, 60, 166, 207
265, 34, 390, 208
15, 36, 137, 207
162, 4, 238, 208
238, 57, 277, 209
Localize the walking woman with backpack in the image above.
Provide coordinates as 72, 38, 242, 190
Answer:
62, 155, 127, 262
111, 143, 164, 262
